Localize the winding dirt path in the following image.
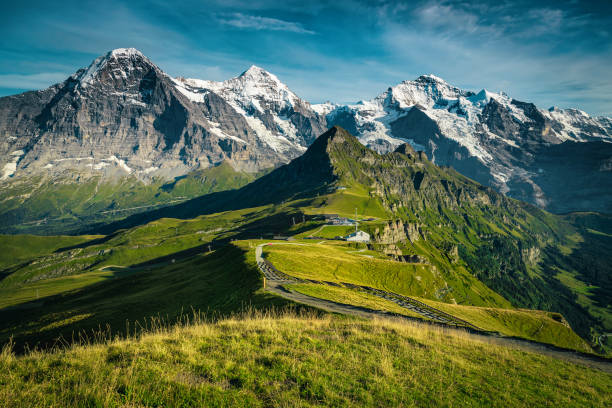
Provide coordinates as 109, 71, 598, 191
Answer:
255, 243, 612, 373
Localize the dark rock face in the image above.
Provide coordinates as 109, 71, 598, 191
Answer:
389, 107, 496, 189
482, 99, 520, 136
0, 49, 326, 182
528, 141, 612, 213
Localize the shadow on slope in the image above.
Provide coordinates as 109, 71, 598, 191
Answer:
80, 127, 347, 236
0, 242, 301, 354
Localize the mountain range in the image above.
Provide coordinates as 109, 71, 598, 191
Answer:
0, 48, 611, 234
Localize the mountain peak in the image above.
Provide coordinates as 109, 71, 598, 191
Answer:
75, 48, 156, 88
109, 48, 146, 59
242, 65, 267, 75
415, 74, 447, 84
238, 65, 278, 82
306, 126, 369, 161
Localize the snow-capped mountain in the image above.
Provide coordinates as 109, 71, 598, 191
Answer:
0, 48, 326, 182
174, 65, 325, 160
316, 75, 612, 213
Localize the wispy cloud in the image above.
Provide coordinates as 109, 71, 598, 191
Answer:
217, 13, 315, 34
0, 72, 68, 89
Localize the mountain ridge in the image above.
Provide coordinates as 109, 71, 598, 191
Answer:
1, 47, 611, 229
318, 75, 612, 213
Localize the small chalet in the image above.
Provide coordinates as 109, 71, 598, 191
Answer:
345, 230, 370, 243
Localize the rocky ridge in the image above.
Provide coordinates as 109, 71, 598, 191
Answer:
0, 48, 326, 182
317, 75, 612, 213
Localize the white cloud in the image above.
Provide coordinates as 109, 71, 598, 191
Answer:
415, 2, 481, 34
217, 13, 315, 34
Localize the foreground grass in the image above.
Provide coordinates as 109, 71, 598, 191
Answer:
287, 282, 590, 352
0, 313, 609, 407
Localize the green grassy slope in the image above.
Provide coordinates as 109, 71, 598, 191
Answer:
264, 241, 589, 351
0, 162, 264, 235
1, 314, 609, 407
0, 206, 319, 351
0, 240, 291, 352
264, 241, 511, 308
0, 234, 99, 270
415, 298, 589, 351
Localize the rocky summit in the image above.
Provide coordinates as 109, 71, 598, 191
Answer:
0, 48, 326, 182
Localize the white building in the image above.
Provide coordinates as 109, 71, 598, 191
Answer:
345, 230, 370, 243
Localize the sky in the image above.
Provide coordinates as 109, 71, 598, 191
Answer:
1, 0, 611, 116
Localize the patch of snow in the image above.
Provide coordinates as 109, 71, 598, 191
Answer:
128, 98, 147, 107
76, 54, 108, 88
53, 157, 94, 162
103, 155, 132, 174
110, 48, 145, 59
86, 162, 110, 170
1, 162, 17, 180
74, 48, 152, 89
542, 107, 611, 142
273, 115, 301, 143
172, 78, 209, 103
2, 150, 25, 180
140, 166, 159, 174
242, 115, 301, 154
44, 163, 53, 169
207, 121, 247, 144
311, 102, 336, 116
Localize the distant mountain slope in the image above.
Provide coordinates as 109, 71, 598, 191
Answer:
317, 75, 612, 213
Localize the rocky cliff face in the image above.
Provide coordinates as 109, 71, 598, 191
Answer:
0, 49, 326, 182
317, 75, 612, 213
374, 220, 425, 244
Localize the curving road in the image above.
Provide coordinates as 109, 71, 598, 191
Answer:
256, 243, 612, 373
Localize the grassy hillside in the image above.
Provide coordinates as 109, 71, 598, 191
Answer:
263, 241, 589, 351
0, 162, 264, 235
0, 234, 99, 270
264, 241, 511, 308
0, 205, 320, 351
1, 313, 609, 407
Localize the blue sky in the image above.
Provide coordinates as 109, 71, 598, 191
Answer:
1, 0, 611, 115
